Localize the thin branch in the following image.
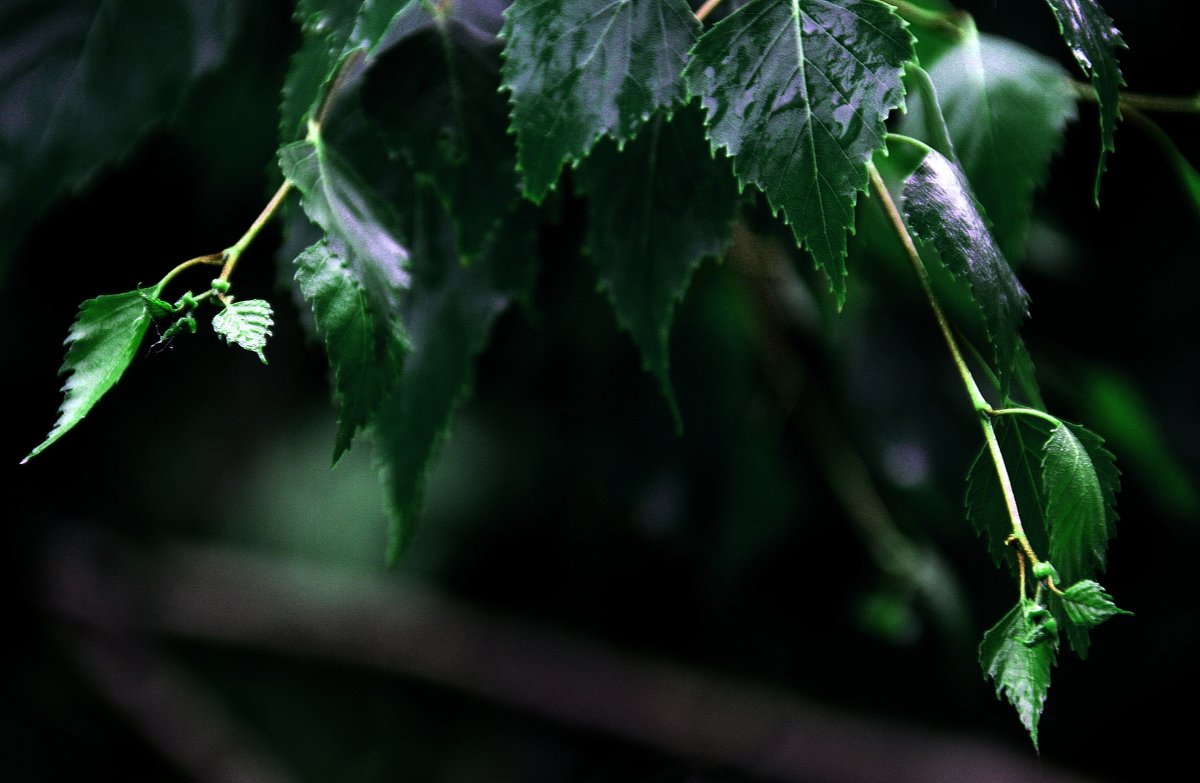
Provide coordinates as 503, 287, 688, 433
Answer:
1071, 80, 1200, 114
217, 181, 293, 283
695, 0, 726, 23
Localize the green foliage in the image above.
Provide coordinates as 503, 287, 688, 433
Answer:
1041, 0, 1126, 198
24, 290, 156, 462
683, 0, 912, 305
24, 0, 1185, 753
979, 601, 1057, 750
212, 298, 275, 364
501, 0, 700, 200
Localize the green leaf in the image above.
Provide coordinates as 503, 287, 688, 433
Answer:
212, 299, 274, 364
683, 0, 913, 307
1059, 579, 1131, 628
376, 194, 539, 562
1041, 0, 1126, 200
295, 238, 408, 464
280, 134, 412, 349
902, 148, 1028, 388
577, 105, 739, 426
501, 0, 700, 201
24, 290, 156, 462
0, 0, 237, 271
279, 0, 419, 142
965, 415, 1050, 572
1043, 422, 1118, 585
900, 26, 1077, 260
1127, 110, 1200, 221
362, 0, 517, 258
979, 602, 1057, 749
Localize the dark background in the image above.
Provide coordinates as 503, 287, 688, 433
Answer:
4, 1, 1197, 780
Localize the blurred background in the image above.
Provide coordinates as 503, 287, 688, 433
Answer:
3, 0, 1197, 780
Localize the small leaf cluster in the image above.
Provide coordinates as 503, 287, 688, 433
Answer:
15, 0, 1170, 750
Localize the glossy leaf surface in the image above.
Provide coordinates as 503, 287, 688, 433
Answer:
25, 290, 155, 461
501, 0, 700, 200
1043, 422, 1116, 586
903, 149, 1028, 388
1042, 0, 1125, 198
295, 238, 408, 463
901, 28, 1076, 260
684, 0, 912, 305
1060, 579, 1131, 628
577, 106, 738, 422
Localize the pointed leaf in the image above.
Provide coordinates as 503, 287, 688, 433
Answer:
577, 106, 739, 424
979, 602, 1056, 749
902, 149, 1028, 388
501, 0, 701, 200
683, 0, 913, 306
362, 0, 517, 257
1041, 0, 1126, 199
280, 135, 412, 351
295, 238, 408, 463
0, 0, 237, 271
25, 290, 155, 461
1060, 579, 1131, 628
1043, 422, 1117, 585
212, 299, 274, 363
901, 27, 1076, 260
377, 196, 539, 561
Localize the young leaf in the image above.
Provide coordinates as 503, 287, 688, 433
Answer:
902, 148, 1028, 388
0, 0, 236, 271
1043, 422, 1117, 585
295, 238, 408, 464
900, 27, 1077, 260
979, 602, 1057, 749
362, 0, 517, 258
212, 299, 274, 364
280, 135, 412, 350
500, 0, 700, 201
1041, 0, 1126, 199
683, 0, 913, 307
24, 290, 156, 462
376, 195, 538, 562
577, 106, 739, 426
1059, 580, 1131, 628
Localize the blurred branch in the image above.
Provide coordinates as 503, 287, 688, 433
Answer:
42, 528, 1094, 783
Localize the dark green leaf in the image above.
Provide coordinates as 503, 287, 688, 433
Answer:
979, 602, 1056, 749
683, 0, 912, 306
901, 26, 1076, 260
577, 106, 739, 425
363, 0, 517, 258
0, 0, 237, 271
501, 0, 700, 200
376, 195, 539, 561
1041, 0, 1126, 199
965, 415, 1050, 572
1043, 422, 1117, 585
212, 298, 274, 364
280, 135, 412, 354
279, 0, 418, 142
1127, 110, 1200, 221
24, 290, 156, 462
1059, 579, 1131, 628
902, 149, 1028, 388
295, 238, 408, 463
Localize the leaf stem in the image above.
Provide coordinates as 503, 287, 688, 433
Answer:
867, 162, 1037, 561
217, 180, 293, 283
154, 253, 223, 297
1071, 80, 1200, 114
694, 0, 726, 23
989, 407, 1062, 428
